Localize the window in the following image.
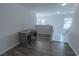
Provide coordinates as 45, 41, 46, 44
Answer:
36, 18, 47, 25
64, 18, 72, 29
36, 13, 47, 25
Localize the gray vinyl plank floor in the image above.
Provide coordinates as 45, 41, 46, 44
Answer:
1, 34, 76, 56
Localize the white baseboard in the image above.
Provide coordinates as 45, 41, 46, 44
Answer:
0, 43, 19, 55
52, 39, 68, 43
68, 41, 78, 56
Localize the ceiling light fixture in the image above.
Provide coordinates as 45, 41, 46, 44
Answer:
57, 11, 60, 14
62, 3, 67, 6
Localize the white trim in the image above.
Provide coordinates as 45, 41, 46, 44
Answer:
0, 43, 19, 55
68, 41, 78, 56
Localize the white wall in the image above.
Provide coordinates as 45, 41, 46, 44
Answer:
0, 4, 35, 55
48, 14, 73, 42
67, 4, 79, 55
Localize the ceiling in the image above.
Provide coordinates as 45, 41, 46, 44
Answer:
20, 3, 75, 14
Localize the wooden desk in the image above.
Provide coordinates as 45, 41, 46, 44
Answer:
18, 29, 37, 47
